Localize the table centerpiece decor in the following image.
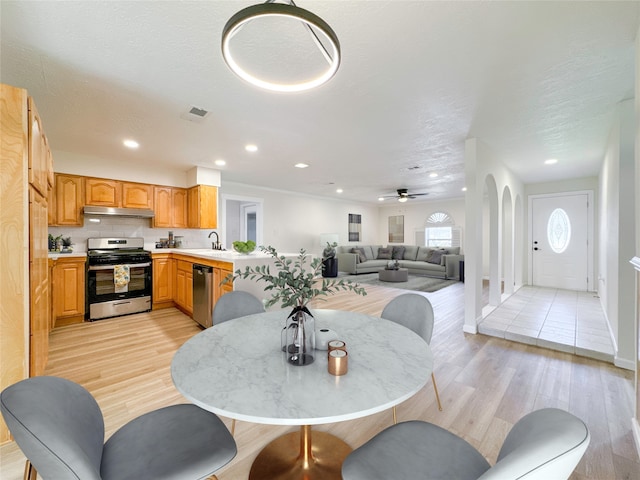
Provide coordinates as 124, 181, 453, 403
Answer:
224, 245, 366, 366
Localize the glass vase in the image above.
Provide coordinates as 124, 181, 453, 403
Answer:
283, 306, 315, 366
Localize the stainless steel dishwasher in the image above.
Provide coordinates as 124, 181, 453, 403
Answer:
192, 264, 213, 328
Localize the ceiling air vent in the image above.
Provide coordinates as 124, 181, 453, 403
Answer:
181, 105, 210, 123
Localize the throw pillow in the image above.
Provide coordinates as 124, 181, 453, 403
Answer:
377, 247, 392, 259
351, 247, 367, 263
391, 246, 405, 260
426, 249, 448, 265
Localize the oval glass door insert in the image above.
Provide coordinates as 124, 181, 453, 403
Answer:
547, 208, 571, 253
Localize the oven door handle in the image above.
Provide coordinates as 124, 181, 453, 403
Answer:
88, 262, 151, 271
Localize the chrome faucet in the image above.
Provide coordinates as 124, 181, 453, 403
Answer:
208, 231, 222, 250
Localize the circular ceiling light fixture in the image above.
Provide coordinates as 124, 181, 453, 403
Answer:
221, 1, 340, 92
123, 139, 139, 149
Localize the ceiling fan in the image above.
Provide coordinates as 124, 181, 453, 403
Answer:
381, 188, 429, 202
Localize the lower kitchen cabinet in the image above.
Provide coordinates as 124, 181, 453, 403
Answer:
174, 259, 193, 315
215, 267, 234, 300
152, 254, 174, 309
151, 254, 235, 323
52, 257, 85, 327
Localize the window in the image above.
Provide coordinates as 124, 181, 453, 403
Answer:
424, 211, 461, 248
547, 208, 571, 253
425, 226, 453, 247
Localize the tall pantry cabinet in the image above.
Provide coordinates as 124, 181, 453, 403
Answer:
1, 84, 52, 443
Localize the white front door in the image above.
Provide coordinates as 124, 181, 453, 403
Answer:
530, 193, 591, 290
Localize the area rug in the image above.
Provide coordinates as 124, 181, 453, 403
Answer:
338, 273, 458, 293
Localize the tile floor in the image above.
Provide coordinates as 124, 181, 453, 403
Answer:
478, 285, 615, 363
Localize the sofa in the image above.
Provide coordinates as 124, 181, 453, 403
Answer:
336, 245, 464, 280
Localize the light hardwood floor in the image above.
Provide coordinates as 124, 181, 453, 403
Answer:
1, 282, 638, 479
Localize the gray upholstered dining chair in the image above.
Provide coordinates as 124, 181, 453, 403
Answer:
212, 290, 265, 326
380, 293, 442, 418
1, 376, 237, 480
212, 290, 265, 434
342, 408, 590, 480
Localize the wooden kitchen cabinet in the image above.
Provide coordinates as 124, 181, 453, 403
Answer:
27, 97, 49, 197
52, 257, 85, 326
172, 188, 188, 228
214, 267, 234, 301
187, 185, 218, 229
29, 188, 50, 376
122, 181, 153, 209
174, 259, 193, 314
54, 174, 84, 226
85, 177, 121, 207
154, 186, 187, 228
152, 254, 174, 309
47, 178, 57, 225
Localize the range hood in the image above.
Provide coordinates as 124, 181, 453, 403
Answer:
83, 206, 155, 218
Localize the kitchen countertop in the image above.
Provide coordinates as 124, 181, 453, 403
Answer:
48, 252, 87, 260
150, 248, 302, 263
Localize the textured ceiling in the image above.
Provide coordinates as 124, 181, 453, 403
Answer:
1, 1, 638, 204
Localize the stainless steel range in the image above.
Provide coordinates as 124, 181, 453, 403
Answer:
86, 237, 152, 320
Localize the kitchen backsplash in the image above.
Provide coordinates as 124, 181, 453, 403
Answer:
48, 216, 216, 252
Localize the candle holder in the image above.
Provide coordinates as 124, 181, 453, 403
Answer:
328, 349, 348, 376
328, 340, 346, 352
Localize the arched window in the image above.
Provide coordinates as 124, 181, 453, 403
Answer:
424, 211, 460, 247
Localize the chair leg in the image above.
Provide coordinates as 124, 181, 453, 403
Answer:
392, 406, 397, 424
231, 418, 236, 436
23, 460, 37, 480
432, 372, 443, 411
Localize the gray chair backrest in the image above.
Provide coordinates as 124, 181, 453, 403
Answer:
0, 376, 105, 479
380, 293, 434, 344
213, 290, 265, 325
478, 408, 590, 479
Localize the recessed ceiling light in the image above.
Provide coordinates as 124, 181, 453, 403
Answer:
214, 159, 226, 166
123, 139, 139, 149
378, 197, 385, 201
336, 188, 343, 194
545, 158, 558, 165
462, 187, 467, 192
294, 163, 309, 169
245, 144, 258, 152
429, 172, 438, 178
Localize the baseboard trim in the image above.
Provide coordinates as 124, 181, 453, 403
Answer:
463, 323, 478, 334
614, 356, 635, 371
632, 418, 640, 460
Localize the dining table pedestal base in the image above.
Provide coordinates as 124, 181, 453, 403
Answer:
249, 425, 352, 480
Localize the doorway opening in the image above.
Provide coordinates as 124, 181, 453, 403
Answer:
220, 194, 264, 249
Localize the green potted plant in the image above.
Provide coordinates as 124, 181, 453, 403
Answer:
224, 245, 366, 366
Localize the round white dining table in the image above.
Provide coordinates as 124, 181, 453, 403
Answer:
171, 308, 433, 480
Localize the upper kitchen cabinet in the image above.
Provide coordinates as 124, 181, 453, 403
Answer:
54, 174, 84, 226
86, 178, 153, 210
27, 97, 50, 197
85, 177, 121, 207
122, 182, 153, 209
188, 185, 218, 229
154, 186, 187, 228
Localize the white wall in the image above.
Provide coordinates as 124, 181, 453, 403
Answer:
463, 138, 525, 332
599, 99, 636, 369
54, 151, 190, 187
218, 182, 381, 256
377, 198, 465, 248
